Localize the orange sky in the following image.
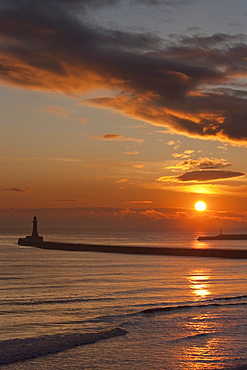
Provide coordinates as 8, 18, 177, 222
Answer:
1, 0, 247, 232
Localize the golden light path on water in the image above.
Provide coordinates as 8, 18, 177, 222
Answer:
181, 270, 222, 369
182, 333, 223, 370
188, 270, 211, 299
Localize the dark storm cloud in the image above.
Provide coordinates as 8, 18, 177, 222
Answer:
178, 170, 245, 182
0, 0, 247, 142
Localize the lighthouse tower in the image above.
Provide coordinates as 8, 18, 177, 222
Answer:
25, 216, 43, 242
31, 216, 39, 238
21, 216, 44, 244
18, 216, 43, 246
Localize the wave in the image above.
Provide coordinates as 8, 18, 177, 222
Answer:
1, 296, 114, 306
213, 294, 247, 301
140, 295, 247, 315
0, 327, 127, 366
169, 332, 213, 343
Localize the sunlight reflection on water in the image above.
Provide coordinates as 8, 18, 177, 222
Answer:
188, 270, 211, 299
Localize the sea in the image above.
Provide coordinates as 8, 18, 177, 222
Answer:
1, 230, 247, 369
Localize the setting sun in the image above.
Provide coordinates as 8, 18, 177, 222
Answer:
194, 201, 207, 212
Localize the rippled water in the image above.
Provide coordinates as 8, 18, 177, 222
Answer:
1, 231, 247, 369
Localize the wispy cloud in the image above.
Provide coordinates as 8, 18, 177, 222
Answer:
166, 140, 180, 149
115, 178, 129, 183
172, 150, 194, 159
93, 134, 144, 143
44, 157, 82, 162
45, 105, 68, 116
55, 199, 81, 202
77, 118, 87, 124
125, 200, 153, 204
1, 188, 30, 192
132, 164, 144, 168
124, 151, 140, 155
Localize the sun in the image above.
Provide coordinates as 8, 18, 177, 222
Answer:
194, 201, 207, 212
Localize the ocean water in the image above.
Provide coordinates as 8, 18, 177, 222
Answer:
1, 231, 247, 369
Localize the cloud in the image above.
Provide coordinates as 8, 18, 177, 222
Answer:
115, 178, 129, 184
178, 170, 245, 182
45, 105, 68, 116
166, 140, 180, 149
1, 187, 30, 192
79, 207, 189, 221
0, 1, 247, 143
172, 150, 194, 159
94, 134, 122, 140
78, 118, 87, 124
157, 170, 245, 183
167, 140, 176, 146
93, 134, 144, 142
124, 151, 140, 155
55, 199, 80, 202
2, 207, 247, 233
132, 164, 144, 168
45, 157, 82, 162
166, 157, 231, 171
125, 200, 153, 204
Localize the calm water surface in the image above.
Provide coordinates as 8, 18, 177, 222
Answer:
1, 231, 247, 369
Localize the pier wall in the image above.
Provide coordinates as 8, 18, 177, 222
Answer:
18, 240, 247, 259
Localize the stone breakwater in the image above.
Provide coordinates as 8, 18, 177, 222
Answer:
18, 239, 247, 259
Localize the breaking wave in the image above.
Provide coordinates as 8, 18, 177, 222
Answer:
140, 295, 247, 315
1, 294, 246, 366
0, 327, 127, 366
169, 332, 213, 343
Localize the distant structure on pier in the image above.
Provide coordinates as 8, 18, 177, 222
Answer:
198, 228, 247, 240
18, 216, 43, 245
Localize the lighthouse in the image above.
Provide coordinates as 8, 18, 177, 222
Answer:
31, 216, 40, 238
18, 216, 43, 245
28, 216, 43, 242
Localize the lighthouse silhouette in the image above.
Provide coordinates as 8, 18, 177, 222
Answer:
18, 216, 43, 245
26, 216, 43, 242
31, 216, 39, 238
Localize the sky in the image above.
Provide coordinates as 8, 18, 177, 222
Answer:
0, 0, 247, 232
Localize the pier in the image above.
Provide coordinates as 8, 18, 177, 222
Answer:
18, 218, 247, 260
